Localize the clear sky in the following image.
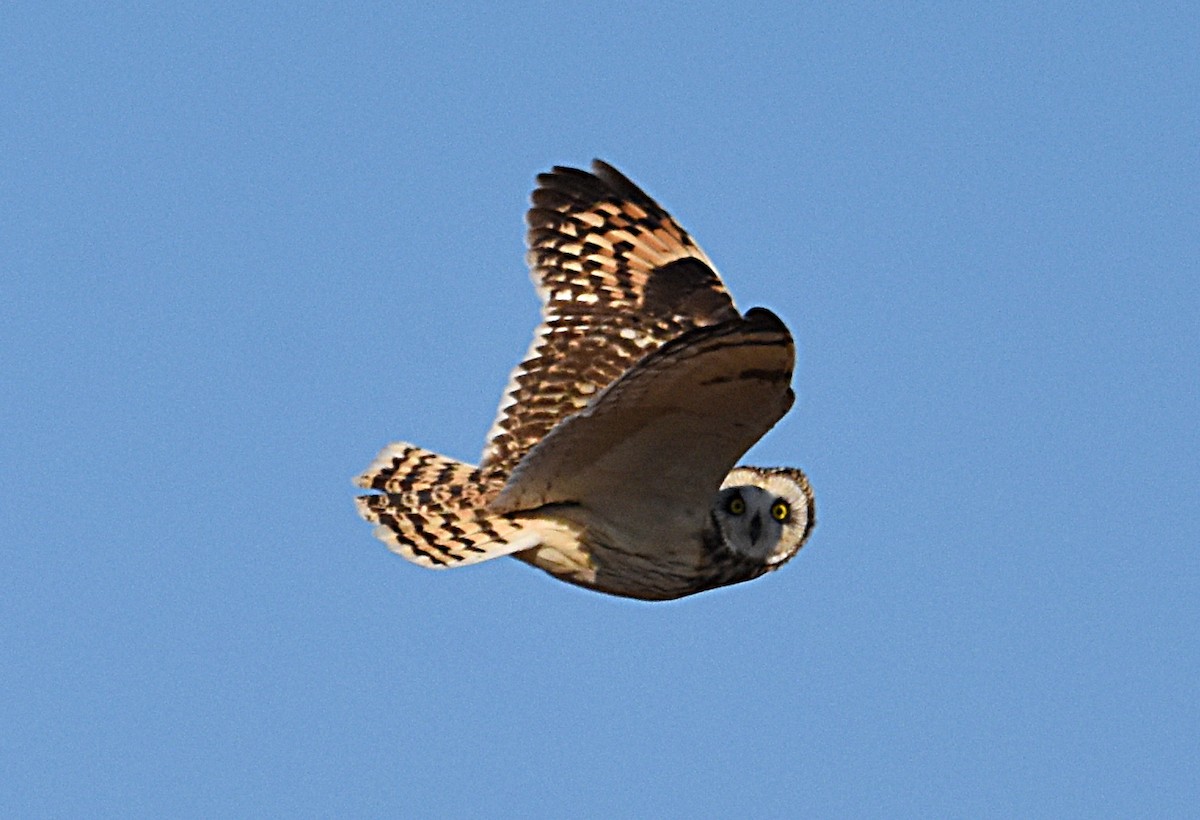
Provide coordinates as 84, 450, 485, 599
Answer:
3, 3, 1197, 816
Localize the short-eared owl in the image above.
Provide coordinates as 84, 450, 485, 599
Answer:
355, 160, 814, 600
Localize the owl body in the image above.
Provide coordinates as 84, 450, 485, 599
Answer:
355, 161, 815, 600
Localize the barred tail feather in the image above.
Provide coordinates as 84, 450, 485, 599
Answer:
353, 442, 541, 568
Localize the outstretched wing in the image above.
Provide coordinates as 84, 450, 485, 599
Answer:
481, 160, 741, 474
490, 308, 795, 547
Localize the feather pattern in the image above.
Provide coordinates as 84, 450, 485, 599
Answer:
481, 160, 740, 473
354, 160, 815, 600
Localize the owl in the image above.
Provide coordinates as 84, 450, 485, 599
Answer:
355, 160, 815, 600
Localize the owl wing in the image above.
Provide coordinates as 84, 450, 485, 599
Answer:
489, 308, 794, 539
480, 160, 741, 475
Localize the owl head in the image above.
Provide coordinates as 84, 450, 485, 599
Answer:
713, 466, 815, 566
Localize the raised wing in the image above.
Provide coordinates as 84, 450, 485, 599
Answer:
480, 160, 741, 474
490, 308, 794, 541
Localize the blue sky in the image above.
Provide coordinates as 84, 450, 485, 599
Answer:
3, 2, 1197, 816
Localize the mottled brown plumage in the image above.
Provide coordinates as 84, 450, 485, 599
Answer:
481, 161, 739, 474
354, 160, 815, 600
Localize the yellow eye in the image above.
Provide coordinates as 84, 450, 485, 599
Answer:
727, 496, 746, 516
771, 501, 790, 522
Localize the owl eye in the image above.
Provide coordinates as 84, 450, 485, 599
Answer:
770, 500, 790, 522
727, 495, 746, 516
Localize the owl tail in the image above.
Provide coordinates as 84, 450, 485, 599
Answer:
354, 442, 542, 568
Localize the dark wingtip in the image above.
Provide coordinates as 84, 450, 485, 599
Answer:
589, 159, 655, 205
743, 306, 787, 331
531, 159, 655, 207
590, 158, 623, 180
528, 159, 663, 228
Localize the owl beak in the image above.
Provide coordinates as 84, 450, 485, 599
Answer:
749, 511, 762, 545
